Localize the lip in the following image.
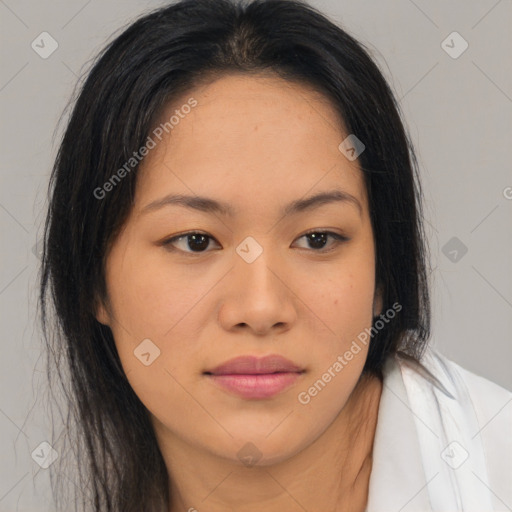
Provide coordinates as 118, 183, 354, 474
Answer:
206, 355, 303, 375
204, 355, 304, 399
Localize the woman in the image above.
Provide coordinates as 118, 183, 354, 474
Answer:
39, 0, 512, 511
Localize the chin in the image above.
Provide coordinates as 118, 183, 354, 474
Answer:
216, 429, 311, 468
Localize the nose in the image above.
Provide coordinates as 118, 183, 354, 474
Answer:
217, 247, 297, 336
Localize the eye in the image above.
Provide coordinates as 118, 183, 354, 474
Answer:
161, 231, 220, 254
160, 229, 350, 255
292, 230, 350, 252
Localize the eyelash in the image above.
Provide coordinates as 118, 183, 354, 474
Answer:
160, 230, 350, 255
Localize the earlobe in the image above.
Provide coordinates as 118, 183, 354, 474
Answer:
373, 283, 384, 318
94, 297, 111, 326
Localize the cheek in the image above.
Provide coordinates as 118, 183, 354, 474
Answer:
104, 253, 206, 433
288, 261, 375, 440
103, 245, 212, 403
105, 243, 211, 341
297, 251, 375, 345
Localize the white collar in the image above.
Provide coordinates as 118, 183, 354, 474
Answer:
366, 347, 495, 511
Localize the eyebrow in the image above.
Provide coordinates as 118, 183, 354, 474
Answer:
140, 189, 362, 218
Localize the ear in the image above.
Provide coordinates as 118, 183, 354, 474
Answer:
373, 282, 384, 318
93, 295, 111, 326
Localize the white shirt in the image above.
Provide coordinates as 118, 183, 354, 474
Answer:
366, 346, 512, 511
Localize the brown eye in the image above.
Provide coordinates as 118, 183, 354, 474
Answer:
162, 232, 220, 253
293, 231, 349, 252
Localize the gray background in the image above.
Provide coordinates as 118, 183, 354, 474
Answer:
1, 0, 511, 510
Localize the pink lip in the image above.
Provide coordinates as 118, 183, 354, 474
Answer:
204, 355, 304, 399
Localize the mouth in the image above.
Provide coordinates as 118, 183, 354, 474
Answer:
203, 354, 305, 399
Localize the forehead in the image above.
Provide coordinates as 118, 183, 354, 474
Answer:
148, 73, 349, 147
135, 73, 367, 216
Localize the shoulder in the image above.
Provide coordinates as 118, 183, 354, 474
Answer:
439, 349, 512, 408
393, 345, 512, 439
400, 345, 512, 412
390, 345, 512, 510
369, 346, 511, 511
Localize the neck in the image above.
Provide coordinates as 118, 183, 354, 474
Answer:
159, 372, 382, 512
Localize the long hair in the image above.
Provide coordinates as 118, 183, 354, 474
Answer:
39, 0, 431, 510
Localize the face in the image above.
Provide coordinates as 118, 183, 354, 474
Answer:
96, 73, 382, 466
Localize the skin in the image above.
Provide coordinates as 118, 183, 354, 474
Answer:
96, 73, 384, 512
